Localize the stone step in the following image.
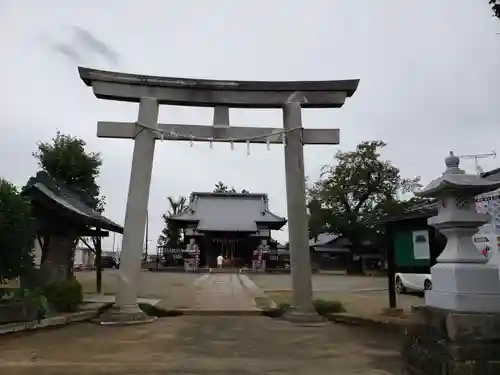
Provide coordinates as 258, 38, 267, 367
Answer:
209, 268, 239, 273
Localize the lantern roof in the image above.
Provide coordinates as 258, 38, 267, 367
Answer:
416, 152, 500, 198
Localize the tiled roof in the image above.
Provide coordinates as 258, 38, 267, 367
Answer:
381, 200, 437, 223
22, 171, 123, 233
309, 233, 339, 247
169, 192, 286, 232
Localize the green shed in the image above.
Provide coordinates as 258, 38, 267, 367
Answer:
383, 201, 446, 307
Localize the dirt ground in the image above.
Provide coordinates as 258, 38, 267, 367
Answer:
77, 270, 422, 315
76, 270, 199, 309
268, 289, 422, 317
0, 316, 403, 375
250, 273, 389, 292
250, 273, 423, 317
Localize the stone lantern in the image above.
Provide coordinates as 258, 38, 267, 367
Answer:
403, 152, 500, 375
415, 152, 500, 312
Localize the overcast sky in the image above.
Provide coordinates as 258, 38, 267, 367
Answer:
1, 0, 500, 250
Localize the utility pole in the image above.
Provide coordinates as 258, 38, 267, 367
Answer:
456, 151, 496, 175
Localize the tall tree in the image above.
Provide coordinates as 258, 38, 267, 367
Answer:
0, 179, 36, 282
308, 140, 422, 252
158, 196, 188, 248
33, 131, 105, 211
32, 131, 105, 280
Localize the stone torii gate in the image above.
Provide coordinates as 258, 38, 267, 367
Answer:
79, 67, 359, 323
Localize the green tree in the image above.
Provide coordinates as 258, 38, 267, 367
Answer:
158, 196, 188, 248
32, 131, 105, 281
213, 181, 250, 193
308, 140, 422, 253
33, 131, 105, 211
0, 179, 36, 282
213, 181, 229, 193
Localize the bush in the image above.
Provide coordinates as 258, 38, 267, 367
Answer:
0, 287, 51, 321
0, 178, 36, 282
313, 299, 345, 315
44, 279, 83, 312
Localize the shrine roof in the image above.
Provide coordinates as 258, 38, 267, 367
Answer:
22, 172, 123, 234
169, 192, 286, 232
380, 200, 438, 224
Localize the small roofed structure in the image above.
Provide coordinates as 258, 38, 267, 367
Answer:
168, 192, 286, 268
22, 171, 123, 283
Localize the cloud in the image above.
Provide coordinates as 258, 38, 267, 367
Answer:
51, 42, 82, 62
45, 25, 121, 67
70, 25, 120, 65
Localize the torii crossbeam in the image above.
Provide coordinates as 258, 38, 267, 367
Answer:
79, 67, 359, 324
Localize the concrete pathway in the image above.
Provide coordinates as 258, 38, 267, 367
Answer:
190, 274, 259, 312
0, 316, 403, 374
84, 295, 162, 306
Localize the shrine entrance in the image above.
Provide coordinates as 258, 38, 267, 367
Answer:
78, 66, 359, 323
202, 235, 258, 268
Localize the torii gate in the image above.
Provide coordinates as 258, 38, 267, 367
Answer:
79, 67, 359, 323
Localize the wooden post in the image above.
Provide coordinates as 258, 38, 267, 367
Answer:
386, 223, 397, 309
95, 236, 102, 294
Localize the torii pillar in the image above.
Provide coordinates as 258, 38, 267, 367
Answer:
79, 67, 359, 324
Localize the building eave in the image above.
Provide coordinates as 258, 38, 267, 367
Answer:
23, 180, 123, 234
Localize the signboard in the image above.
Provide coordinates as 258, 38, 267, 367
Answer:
476, 191, 500, 231
412, 230, 430, 260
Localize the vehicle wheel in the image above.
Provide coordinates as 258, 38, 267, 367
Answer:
424, 279, 432, 291
396, 276, 406, 294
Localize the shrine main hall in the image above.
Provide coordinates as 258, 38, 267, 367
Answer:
167, 191, 286, 268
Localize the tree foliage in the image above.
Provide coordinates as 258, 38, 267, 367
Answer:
213, 181, 249, 193
31, 131, 106, 282
490, 0, 500, 19
0, 179, 36, 282
308, 141, 423, 248
33, 131, 105, 211
158, 196, 188, 248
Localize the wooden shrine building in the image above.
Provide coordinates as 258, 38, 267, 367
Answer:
168, 192, 286, 268
22, 171, 123, 285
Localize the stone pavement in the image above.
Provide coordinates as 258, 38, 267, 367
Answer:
188, 273, 260, 312
0, 316, 403, 374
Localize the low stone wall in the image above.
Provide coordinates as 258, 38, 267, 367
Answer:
402, 305, 500, 375
0, 300, 38, 324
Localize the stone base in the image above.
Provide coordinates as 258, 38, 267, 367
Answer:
402, 305, 500, 375
283, 307, 324, 325
426, 290, 500, 313
426, 263, 500, 312
94, 304, 157, 325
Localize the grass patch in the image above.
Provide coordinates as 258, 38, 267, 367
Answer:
138, 303, 183, 317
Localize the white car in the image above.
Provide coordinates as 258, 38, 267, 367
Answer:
395, 273, 432, 293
